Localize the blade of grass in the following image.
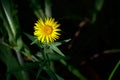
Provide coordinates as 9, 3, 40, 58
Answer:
60, 60, 87, 80
29, 0, 45, 18
91, 0, 104, 23
44, 68, 58, 80
1, 0, 16, 38
108, 60, 120, 80
35, 60, 47, 80
49, 44, 65, 56
45, 0, 52, 17
0, 5, 14, 43
0, 44, 25, 80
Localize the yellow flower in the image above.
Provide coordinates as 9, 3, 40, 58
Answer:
34, 17, 61, 43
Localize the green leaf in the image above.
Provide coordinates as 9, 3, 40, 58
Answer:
8, 62, 40, 73
51, 39, 71, 47
55, 74, 64, 80
44, 67, 64, 80
108, 60, 120, 80
48, 53, 68, 61
36, 51, 69, 61
1, 0, 20, 39
22, 46, 33, 61
44, 68, 58, 80
0, 7, 14, 44
91, 0, 104, 23
35, 60, 47, 80
15, 37, 23, 51
24, 33, 42, 47
95, 0, 104, 11
49, 44, 65, 56
67, 65, 87, 80
24, 33, 35, 42
45, 0, 52, 17
105, 49, 120, 53
29, 0, 45, 18
60, 60, 87, 80
0, 44, 25, 80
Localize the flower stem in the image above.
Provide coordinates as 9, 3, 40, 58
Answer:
108, 60, 120, 80
43, 46, 50, 65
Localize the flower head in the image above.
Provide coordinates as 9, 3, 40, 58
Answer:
34, 17, 61, 43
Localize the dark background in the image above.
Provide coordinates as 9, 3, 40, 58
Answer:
2, 0, 120, 80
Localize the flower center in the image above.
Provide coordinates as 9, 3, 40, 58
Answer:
42, 25, 53, 35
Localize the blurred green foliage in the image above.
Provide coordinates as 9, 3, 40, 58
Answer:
2, 0, 119, 80
0, 0, 89, 80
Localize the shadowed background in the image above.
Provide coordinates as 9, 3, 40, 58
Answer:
1, 0, 120, 80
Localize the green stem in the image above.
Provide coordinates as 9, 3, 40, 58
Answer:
35, 60, 47, 80
1, 40, 13, 49
43, 46, 50, 67
108, 60, 120, 80
14, 49, 23, 65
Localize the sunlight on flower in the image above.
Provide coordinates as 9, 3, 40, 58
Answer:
34, 17, 61, 43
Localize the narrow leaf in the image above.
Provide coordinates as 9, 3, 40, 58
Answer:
35, 60, 47, 80
91, 0, 104, 23
44, 68, 58, 80
45, 0, 52, 17
51, 39, 71, 47
60, 60, 87, 80
29, 0, 45, 18
0, 44, 25, 80
1, 0, 20, 38
104, 49, 120, 53
55, 74, 64, 80
49, 44, 65, 56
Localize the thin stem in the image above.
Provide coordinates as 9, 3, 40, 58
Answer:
35, 45, 50, 79
46, 52, 51, 67
1, 40, 13, 49
35, 60, 47, 80
43, 46, 50, 67
108, 60, 120, 80
14, 49, 23, 65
